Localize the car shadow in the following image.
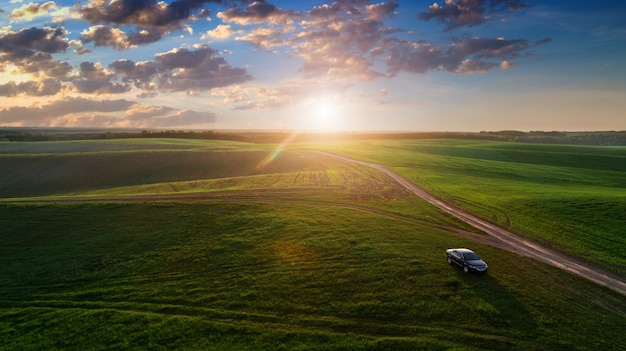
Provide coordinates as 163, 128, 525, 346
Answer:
447, 268, 539, 338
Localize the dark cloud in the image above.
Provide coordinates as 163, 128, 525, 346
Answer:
155, 46, 252, 92
80, 25, 134, 50
385, 37, 528, 75
155, 46, 219, 69
12, 52, 73, 78
418, 0, 486, 30
77, 0, 231, 47
218, 0, 299, 25
450, 37, 528, 60
109, 59, 161, 91
77, 0, 247, 27
0, 78, 63, 97
72, 61, 131, 94
218, 1, 277, 22
81, 0, 194, 26
0, 27, 69, 61
418, 0, 529, 30
109, 46, 251, 93
0, 26, 73, 79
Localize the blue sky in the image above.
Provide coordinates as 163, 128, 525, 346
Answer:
0, 0, 624, 131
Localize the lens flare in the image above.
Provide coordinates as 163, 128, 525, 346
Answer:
256, 132, 298, 169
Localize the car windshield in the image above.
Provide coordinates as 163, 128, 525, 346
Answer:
463, 251, 480, 260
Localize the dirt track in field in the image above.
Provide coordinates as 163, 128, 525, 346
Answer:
315, 151, 626, 296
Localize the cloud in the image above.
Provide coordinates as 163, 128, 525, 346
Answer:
126, 105, 175, 118
384, 36, 528, 75
235, 27, 286, 50
76, 0, 226, 47
3, 39, 250, 98
0, 97, 137, 125
109, 59, 160, 91
0, 26, 74, 79
108, 46, 251, 94
0, 0, 542, 129
201, 24, 243, 40
72, 61, 130, 94
79, 0, 208, 26
80, 25, 134, 50
0, 26, 69, 60
0, 78, 63, 97
9, 1, 58, 21
499, 60, 515, 70
124, 104, 218, 128
212, 80, 351, 111
256, 2, 393, 80
418, 0, 529, 30
365, 1, 399, 19
217, 1, 298, 26
219, 1, 533, 81
450, 37, 528, 60
0, 96, 217, 128
126, 107, 218, 127
13, 52, 74, 78
155, 46, 252, 92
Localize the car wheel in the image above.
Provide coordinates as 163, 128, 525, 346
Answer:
463, 265, 469, 273
447, 257, 452, 264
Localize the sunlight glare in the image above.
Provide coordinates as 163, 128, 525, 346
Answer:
311, 98, 341, 131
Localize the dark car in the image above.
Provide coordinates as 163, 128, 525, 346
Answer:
446, 248, 488, 273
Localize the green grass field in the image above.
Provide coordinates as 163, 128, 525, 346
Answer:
2, 202, 625, 350
309, 139, 626, 276
1, 138, 625, 350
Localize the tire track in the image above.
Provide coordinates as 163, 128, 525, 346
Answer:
314, 150, 626, 296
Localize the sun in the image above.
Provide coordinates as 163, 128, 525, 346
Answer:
311, 99, 340, 131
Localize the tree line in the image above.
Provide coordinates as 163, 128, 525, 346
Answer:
1, 128, 625, 146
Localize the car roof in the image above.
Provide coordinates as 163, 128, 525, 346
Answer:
452, 248, 475, 253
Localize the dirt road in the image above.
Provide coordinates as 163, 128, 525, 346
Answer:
316, 151, 626, 296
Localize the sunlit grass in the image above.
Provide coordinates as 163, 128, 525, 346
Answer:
307, 139, 626, 275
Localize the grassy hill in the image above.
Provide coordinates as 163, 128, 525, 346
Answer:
1, 138, 625, 350
310, 139, 626, 276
